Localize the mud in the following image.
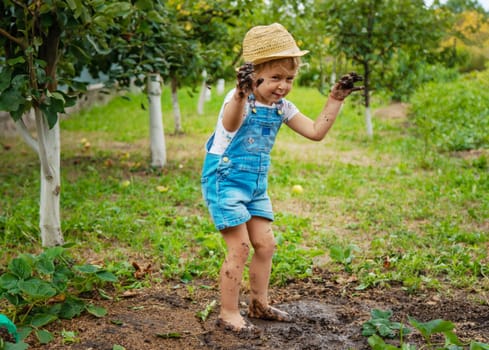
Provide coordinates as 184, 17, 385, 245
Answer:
24, 271, 489, 350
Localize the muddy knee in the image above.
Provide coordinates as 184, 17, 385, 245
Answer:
252, 233, 276, 258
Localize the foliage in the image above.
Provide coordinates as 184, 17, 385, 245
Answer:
362, 309, 411, 339
437, 8, 489, 72
0, 0, 132, 123
410, 69, 489, 152
380, 52, 460, 102
0, 246, 117, 347
102, 0, 248, 91
363, 309, 489, 349
328, 244, 360, 273
196, 299, 217, 322
318, 0, 452, 106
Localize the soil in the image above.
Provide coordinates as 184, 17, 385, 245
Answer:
21, 269, 489, 350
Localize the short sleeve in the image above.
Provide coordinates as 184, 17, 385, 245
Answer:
281, 99, 299, 123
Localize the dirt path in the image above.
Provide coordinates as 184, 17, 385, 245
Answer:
26, 271, 489, 350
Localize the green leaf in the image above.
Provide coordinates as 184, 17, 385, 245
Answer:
367, 335, 399, 350
135, 0, 154, 11
113, 345, 126, 350
371, 309, 393, 320
59, 298, 86, 319
6, 56, 25, 66
65, 0, 77, 10
75, 264, 100, 274
471, 342, 489, 350
39, 97, 64, 129
4, 293, 24, 306
445, 330, 463, 346
16, 326, 32, 341
4, 341, 30, 350
35, 329, 54, 344
0, 68, 12, 92
95, 271, 118, 283
35, 256, 55, 275
409, 317, 454, 338
42, 246, 66, 260
196, 299, 217, 322
0, 273, 20, 291
329, 245, 345, 262
85, 304, 107, 318
50, 91, 66, 102
8, 257, 32, 280
101, 2, 132, 17
18, 278, 57, 299
29, 313, 58, 328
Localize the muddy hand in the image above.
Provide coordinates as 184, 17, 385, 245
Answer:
236, 63, 263, 99
330, 72, 364, 101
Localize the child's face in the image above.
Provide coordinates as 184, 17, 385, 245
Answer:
253, 61, 297, 105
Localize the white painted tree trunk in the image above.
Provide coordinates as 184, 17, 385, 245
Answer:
147, 73, 166, 168
197, 70, 207, 115
34, 108, 64, 247
171, 89, 182, 134
365, 106, 373, 138
216, 79, 225, 95
16, 110, 39, 153
171, 76, 182, 134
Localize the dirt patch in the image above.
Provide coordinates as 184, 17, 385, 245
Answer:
23, 271, 489, 350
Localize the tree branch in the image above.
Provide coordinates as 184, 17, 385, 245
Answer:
15, 110, 40, 153
0, 28, 27, 49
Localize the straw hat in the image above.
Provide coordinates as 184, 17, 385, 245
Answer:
242, 23, 309, 65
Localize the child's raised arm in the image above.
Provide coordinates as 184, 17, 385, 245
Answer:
222, 63, 261, 132
286, 72, 364, 141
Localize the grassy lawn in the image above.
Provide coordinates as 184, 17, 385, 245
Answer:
1, 83, 488, 296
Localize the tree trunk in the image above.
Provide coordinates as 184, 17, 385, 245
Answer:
216, 79, 225, 95
147, 73, 166, 168
34, 108, 63, 247
171, 76, 183, 134
363, 61, 373, 138
197, 70, 207, 115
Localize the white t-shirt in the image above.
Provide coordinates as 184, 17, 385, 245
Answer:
208, 89, 299, 155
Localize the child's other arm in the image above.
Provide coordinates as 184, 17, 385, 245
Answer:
286, 72, 364, 141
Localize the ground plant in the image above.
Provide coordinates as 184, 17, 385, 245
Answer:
363, 309, 489, 350
1, 80, 488, 348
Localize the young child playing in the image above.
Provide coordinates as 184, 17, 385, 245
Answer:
201, 23, 363, 336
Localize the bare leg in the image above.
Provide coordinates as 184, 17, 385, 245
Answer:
218, 223, 250, 329
247, 216, 292, 322
247, 217, 275, 306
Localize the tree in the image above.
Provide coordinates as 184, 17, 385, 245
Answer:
437, 4, 489, 72
164, 0, 247, 121
319, 0, 450, 137
0, 0, 131, 246
443, 0, 488, 14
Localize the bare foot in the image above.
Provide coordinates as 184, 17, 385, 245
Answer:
215, 317, 262, 338
248, 299, 293, 322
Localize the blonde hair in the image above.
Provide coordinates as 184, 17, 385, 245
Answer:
253, 57, 301, 75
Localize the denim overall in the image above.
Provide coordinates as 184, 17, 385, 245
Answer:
201, 95, 284, 230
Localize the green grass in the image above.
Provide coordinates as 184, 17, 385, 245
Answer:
1, 82, 488, 294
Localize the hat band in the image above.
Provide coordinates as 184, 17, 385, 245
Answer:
249, 48, 309, 64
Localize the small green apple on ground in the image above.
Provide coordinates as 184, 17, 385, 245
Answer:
291, 184, 304, 194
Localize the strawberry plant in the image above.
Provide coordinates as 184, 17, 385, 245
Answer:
363, 309, 489, 350
0, 245, 117, 347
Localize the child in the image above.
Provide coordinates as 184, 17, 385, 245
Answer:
201, 23, 363, 336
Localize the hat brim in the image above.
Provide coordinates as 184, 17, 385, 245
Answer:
250, 50, 309, 65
